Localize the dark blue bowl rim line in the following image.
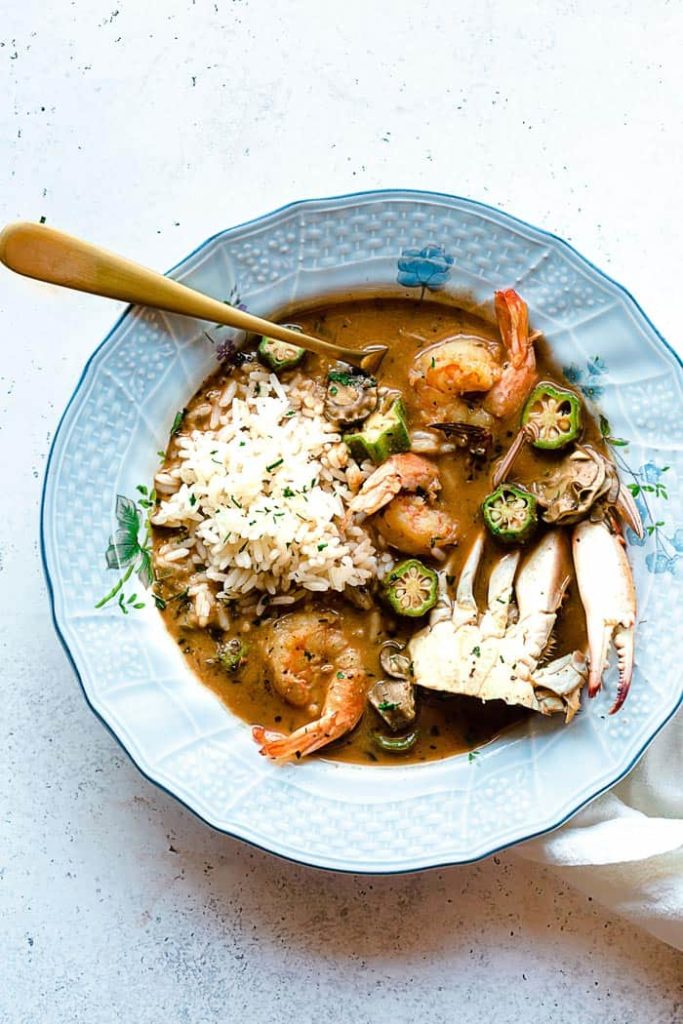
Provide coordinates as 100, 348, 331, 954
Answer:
39, 188, 683, 873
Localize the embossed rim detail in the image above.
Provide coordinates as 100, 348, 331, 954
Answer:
41, 190, 683, 872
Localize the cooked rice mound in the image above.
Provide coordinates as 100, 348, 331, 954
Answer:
152, 363, 386, 617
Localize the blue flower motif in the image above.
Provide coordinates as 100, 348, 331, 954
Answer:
560, 358, 605, 400
671, 529, 683, 553
397, 245, 454, 291
581, 382, 605, 400
562, 364, 582, 385
641, 462, 663, 483
646, 552, 674, 574
586, 355, 607, 377
670, 556, 683, 579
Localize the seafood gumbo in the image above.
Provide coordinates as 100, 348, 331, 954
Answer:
148, 292, 640, 765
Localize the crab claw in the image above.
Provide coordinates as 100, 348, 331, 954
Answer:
572, 519, 636, 713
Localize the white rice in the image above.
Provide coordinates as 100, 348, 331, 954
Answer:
152, 365, 388, 605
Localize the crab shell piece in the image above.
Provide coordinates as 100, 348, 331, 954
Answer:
408, 530, 588, 720
572, 519, 636, 713
527, 445, 644, 540
530, 445, 617, 525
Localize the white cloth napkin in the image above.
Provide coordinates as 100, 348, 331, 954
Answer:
516, 712, 683, 950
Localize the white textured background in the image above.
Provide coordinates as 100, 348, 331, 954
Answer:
2, 1, 682, 1021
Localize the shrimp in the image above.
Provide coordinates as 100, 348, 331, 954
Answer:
407, 290, 537, 422
375, 494, 459, 556
262, 611, 344, 708
411, 336, 502, 395
408, 336, 500, 428
483, 289, 537, 417
253, 646, 368, 760
343, 453, 441, 522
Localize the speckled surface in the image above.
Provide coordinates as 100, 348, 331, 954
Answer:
2, 0, 682, 1020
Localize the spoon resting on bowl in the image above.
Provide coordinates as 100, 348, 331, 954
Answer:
0, 222, 388, 374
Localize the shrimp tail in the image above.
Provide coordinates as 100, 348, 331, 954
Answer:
494, 289, 529, 368
253, 715, 340, 761
485, 289, 537, 417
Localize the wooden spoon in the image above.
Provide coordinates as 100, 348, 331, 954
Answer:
0, 222, 388, 374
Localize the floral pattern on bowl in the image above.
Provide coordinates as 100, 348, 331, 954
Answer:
42, 190, 683, 872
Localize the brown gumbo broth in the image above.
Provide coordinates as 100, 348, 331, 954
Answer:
153, 294, 605, 765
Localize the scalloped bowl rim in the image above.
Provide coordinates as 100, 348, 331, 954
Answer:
40, 189, 683, 872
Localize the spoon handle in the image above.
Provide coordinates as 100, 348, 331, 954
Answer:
0, 222, 387, 373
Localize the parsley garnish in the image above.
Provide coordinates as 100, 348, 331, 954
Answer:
170, 409, 186, 437
266, 458, 284, 472
377, 700, 398, 712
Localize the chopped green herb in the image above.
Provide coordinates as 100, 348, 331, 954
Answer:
328, 369, 366, 387
170, 409, 186, 437
266, 458, 284, 472
336, 671, 345, 679
217, 637, 248, 674
377, 700, 399, 712
472, 646, 481, 657
283, 487, 295, 498
317, 543, 328, 551
189, 494, 197, 507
